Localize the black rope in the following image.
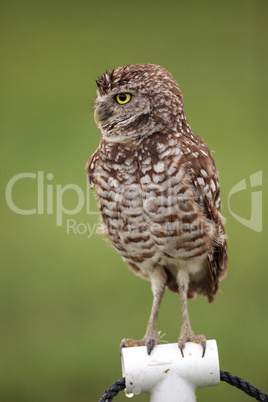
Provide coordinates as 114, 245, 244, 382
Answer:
99, 371, 268, 401
99, 378, 125, 402
220, 370, 268, 401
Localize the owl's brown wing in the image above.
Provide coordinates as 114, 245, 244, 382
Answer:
85, 149, 99, 189
180, 135, 227, 296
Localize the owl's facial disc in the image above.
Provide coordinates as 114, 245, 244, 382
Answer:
94, 92, 132, 127
94, 95, 124, 127
94, 91, 147, 124
94, 90, 151, 138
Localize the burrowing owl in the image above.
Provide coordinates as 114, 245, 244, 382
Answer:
87, 63, 227, 356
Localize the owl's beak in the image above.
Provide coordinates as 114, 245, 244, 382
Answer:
94, 107, 111, 127
94, 109, 100, 127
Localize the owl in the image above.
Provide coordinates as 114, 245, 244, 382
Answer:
86, 63, 227, 357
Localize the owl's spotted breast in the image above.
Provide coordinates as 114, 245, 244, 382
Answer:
87, 130, 225, 299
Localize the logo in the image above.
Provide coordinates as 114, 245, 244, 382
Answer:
5, 170, 263, 237
228, 170, 262, 232
5, 171, 98, 228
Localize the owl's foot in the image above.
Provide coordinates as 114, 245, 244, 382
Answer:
120, 335, 159, 356
178, 331, 206, 358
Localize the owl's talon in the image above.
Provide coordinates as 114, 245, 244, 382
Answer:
120, 336, 158, 355
119, 341, 125, 356
201, 341, 206, 358
179, 342, 184, 357
178, 333, 206, 357
119, 338, 138, 355
145, 338, 156, 355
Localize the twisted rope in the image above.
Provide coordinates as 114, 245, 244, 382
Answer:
220, 370, 268, 401
99, 378, 125, 402
99, 371, 268, 401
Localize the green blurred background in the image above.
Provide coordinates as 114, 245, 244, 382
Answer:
1, 0, 267, 401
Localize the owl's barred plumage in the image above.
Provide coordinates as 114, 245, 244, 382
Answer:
87, 63, 227, 355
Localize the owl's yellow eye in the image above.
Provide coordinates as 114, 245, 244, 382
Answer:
115, 93, 132, 105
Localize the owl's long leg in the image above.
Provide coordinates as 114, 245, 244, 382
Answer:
177, 270, 206, 357
120, 265, 166, 355
143, 269, 166, 353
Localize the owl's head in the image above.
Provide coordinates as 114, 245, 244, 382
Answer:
94, 63, 185, 143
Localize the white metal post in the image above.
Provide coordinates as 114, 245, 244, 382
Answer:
121, 340, 220, 401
